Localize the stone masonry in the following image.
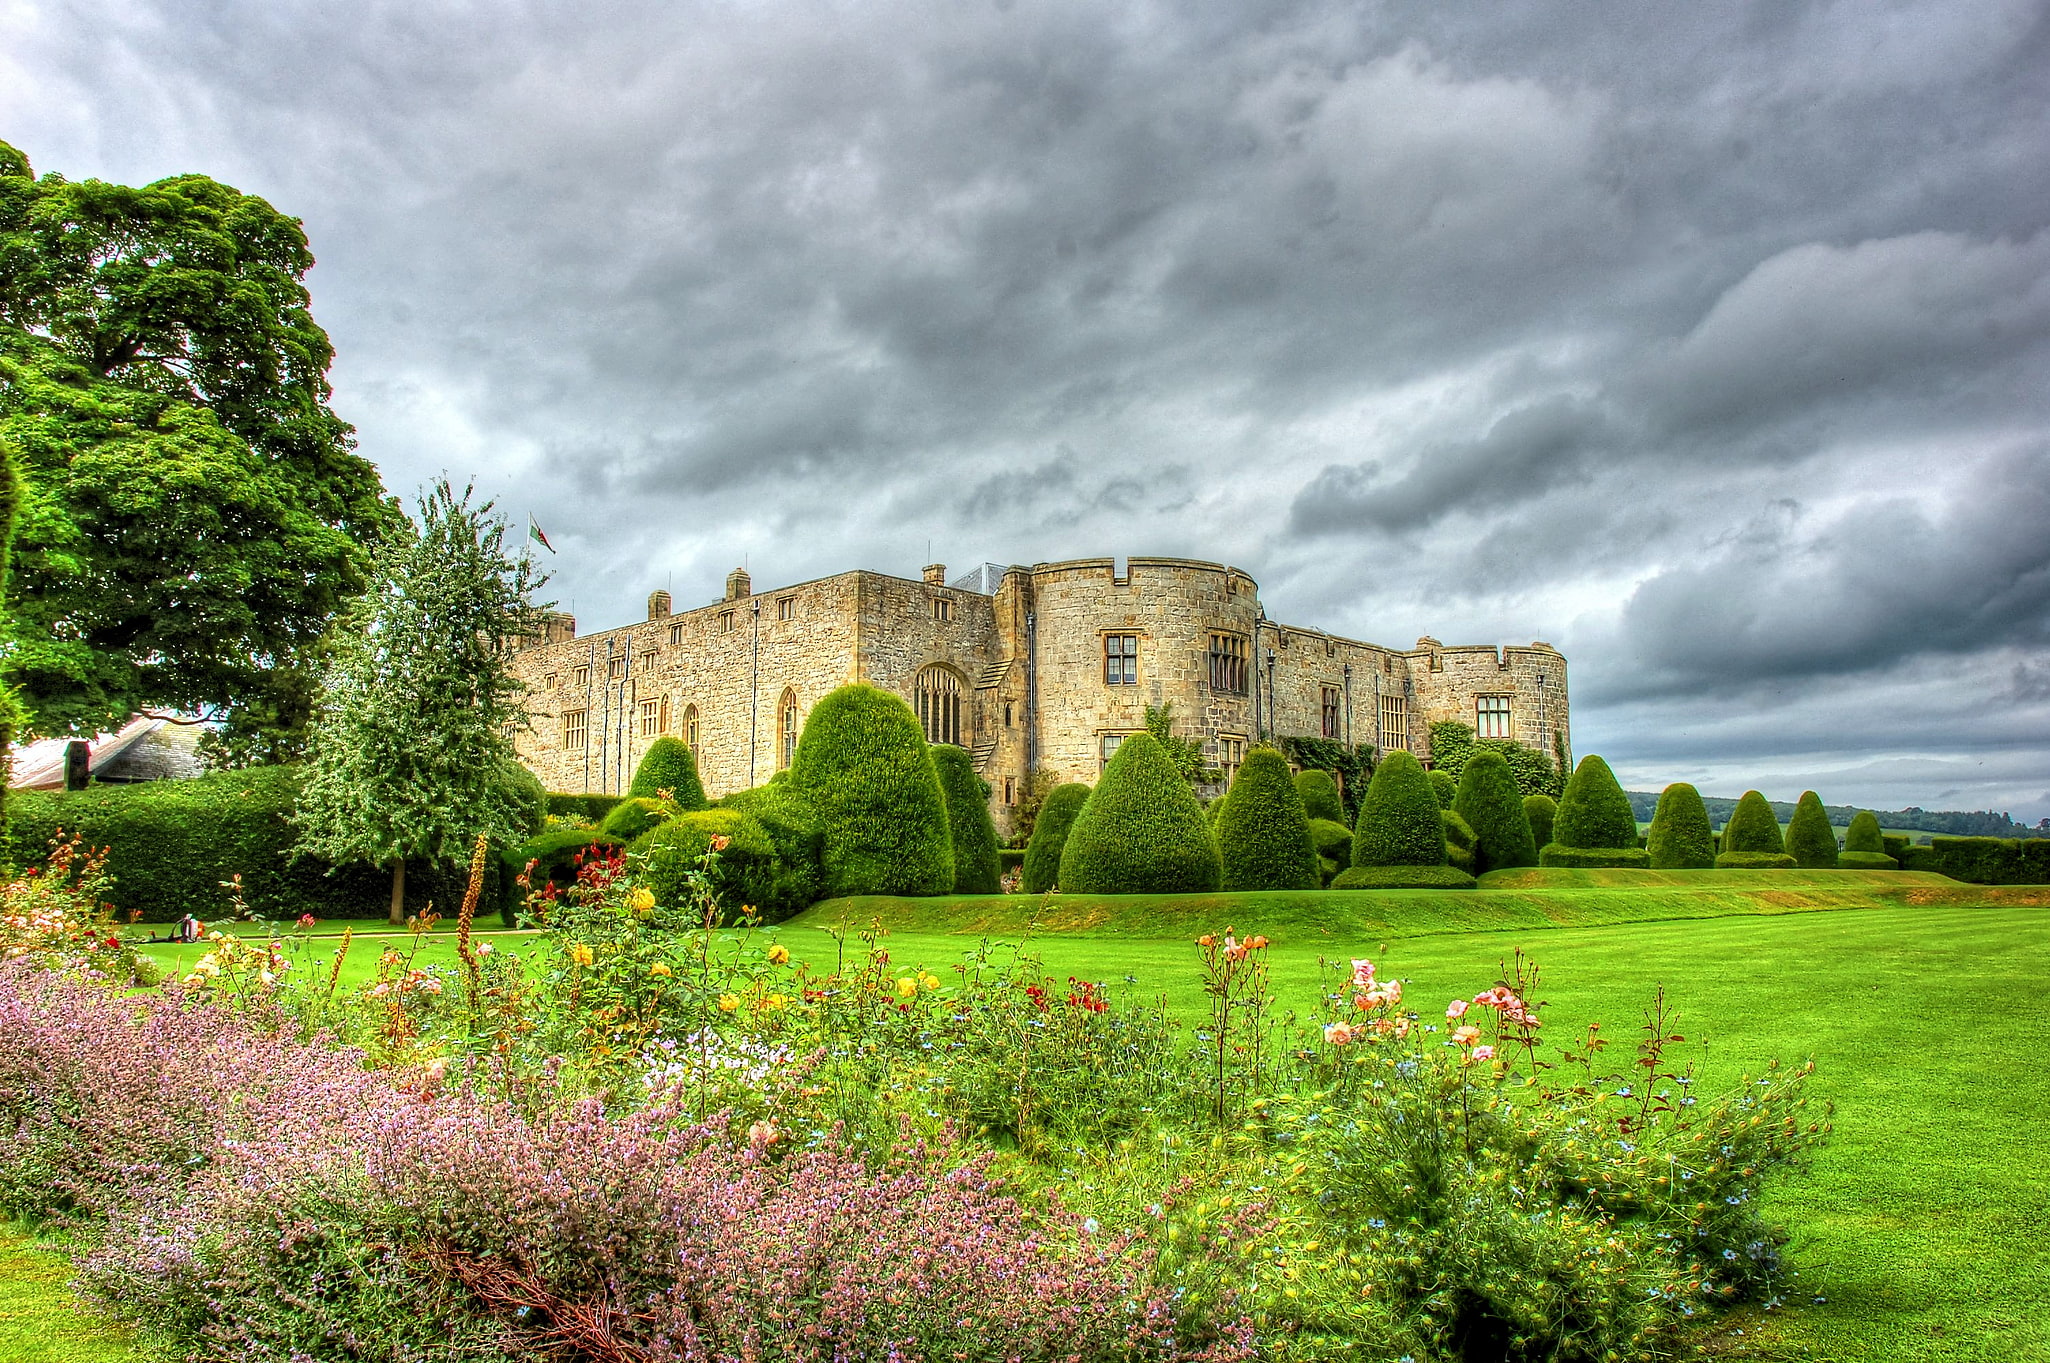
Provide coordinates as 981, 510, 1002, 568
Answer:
506, 556, 1569, 836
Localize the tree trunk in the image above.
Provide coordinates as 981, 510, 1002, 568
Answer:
388, 856, 407, 925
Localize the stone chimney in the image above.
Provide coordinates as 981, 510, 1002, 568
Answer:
923, 563, 947, 586
725, 567, 752, 601
647, 589, 672, 620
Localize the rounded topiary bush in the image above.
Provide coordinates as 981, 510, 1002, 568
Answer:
631, 808, 815, 923
1351, 751, 1447, 869
1645, 783, 1716, 870
1442, 808, 1477, 873
1057, 732, 1221, 894
1523, 794, 1557, 851
1785, 791, 1839, 869
1331, 864, 1477, 890
503, 763, 550, 839
1844, 810, 1886, 854
1428, 769, 1457, 810
785, 684, 954, 898
1294, 768, 1346, 825
1021, 783, 1090, 894
626, 736, 708, 809
599, 796, 678, 844
1308, 818, 1355, 864
1452, 749, 1538, 874
1549, 755, 1639, 850
932, 744, 1002, 894
1214, 747, 1320, 891
1720, 790, 1785, 856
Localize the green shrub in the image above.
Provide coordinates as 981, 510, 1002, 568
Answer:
598, 796, 678, 843
932, 744, 1002, 895
1522, 793, 1557, 851
1308, 818, 1354, 863
785, 684, 953, 898
503, 765, 549, 839
1538, 846, 1652, 869
544, 792, 625, 823
1785, 791, 1839, 869
1882, 833, 1911, 860
1451, 749, 1538, 874
716, 784, 826, 907
1441, 809, 1476, 873
1427, 721, 1563, 797
1844, 811, 1887, 854
513, 826, 625, 905
1551, 755, 1638, 850
1428, 769, 1457, 810
1331, 864, 1477, 889
997, 848, 1026, 876
1351, 751, 1447, 869
1899, 836, 2050, 884
1720, 791, 1786, 855
1021, 783, 1090, 894
631, 809, 814, 924
1294, 768, 1346, 825
1317, 855, 1342, 886
8, 768, 513, 922
1214, 747, 1320, 891
626, 737, 709, 809
1645, 783, 1716, 870
1715, 851, 1798, 870
1057, 732, 1221, 894
1838, 850, 1899, 870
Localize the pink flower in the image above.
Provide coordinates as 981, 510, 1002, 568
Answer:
1471, 1045, 1496, 1061
1446, 999, 1469, 1020
1451, 1025, 1481, 1047
296, 914, 318, 929
1350, 958, 1376, 988
1323, 1021, 1356, 1046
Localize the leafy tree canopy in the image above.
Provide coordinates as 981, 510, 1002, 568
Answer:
0, 141, 391, 753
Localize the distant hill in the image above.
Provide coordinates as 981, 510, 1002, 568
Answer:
1624, 792, 2050, 840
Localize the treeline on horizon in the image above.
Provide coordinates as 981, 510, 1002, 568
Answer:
1623, 792, 2049, 839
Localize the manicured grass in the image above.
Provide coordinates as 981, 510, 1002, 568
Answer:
0, 1226, 137, 1362
775, 898, 2050, 1363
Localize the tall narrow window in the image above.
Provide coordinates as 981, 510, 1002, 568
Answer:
778, 689, 800, 769
659, 694, 671, 734
916, 666, 962, 746
1378, 695, 1409, 752
683, 704, 700, 752
777, 597, 796, 621
1103, 634, 1138, 685
1321, 686, 1342, 739
718, 610, 736, 634
668, 623, 684, 645
1218, 736, 1246, 786
542, 672, 557, 690
562, 709, 588, 750
638, 650, 656, 673
638, 698, 661, 738
933, 597, 953, 623
1477, 694, 1512, 739
572, 665, 591, 688
1208, 632, 1248, 694
1003, 776, 1016, 805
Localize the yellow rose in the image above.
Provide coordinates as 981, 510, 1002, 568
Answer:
649, 961, 672, 977
921, 973, 941, 992
896, 977, 918, 999
569, 943, 594, 967
762, 993, 788, 1012
628, 887, 656, 914
766, 943, 791, 966
717, 993, 741, 1013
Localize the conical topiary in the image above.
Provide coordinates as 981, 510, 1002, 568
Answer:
786, 684, 953, 897
1351, 750, 1448, 868
1215, 747, 1320, 891
932, 743, 1002, 893
1844, 810, 1886, 853
1540, 754, 1649, 868
1294, 768, 1346, 825
1442, 808, 1477, 873
1428, 769, 1457, 810
1021, 782, 1090, 893
1720, 790, 1785, 855
1452, 749, 1539, 874
1058, 732, 1221, 894
1523, 793, 1557, 851
627, 736, 708, 809
1645, 783, 1716, 869
1785, 791, 1839, 869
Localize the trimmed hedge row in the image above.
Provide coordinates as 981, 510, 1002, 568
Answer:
1538, 846, 1651, 869
1838, 850, 1899, 870
10, 767, 531, 923
1442, 809, 1477, 874
599, 796, 678, 843
1523, 794, 1557, 851
1716, 852, 1798, 870
1900, 836, 2050, 884
1331, 864, 1477, 890
545, 792, 625, 824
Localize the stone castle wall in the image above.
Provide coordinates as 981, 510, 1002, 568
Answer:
507, 554, 1570, 833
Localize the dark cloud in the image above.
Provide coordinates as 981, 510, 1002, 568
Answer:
4, 0, 2048, 816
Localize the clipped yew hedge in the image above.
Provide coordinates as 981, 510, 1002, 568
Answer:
1900, 836, 2050, 884
1715, 851, 1799, 870
1720, 791, 1785, 856
598, 796, 678, 843
1021, 783, 1090, 894
626, 736, 708, 809
1058, 732, 1221, 894
544, 792, 625, 824
1442, 809, 1477, 874
1523, 794, 1557, 851
786, 684, 953, 898
1293, 768, 1346, 825
1351, 751, 1448, 869
1332, 864, 1477, 890
1645, 783, 1716, 870
1452, 749, 1538, 874
1785, 792, 1840, 869
1839, 811, 1896, 869
1541, 755, 1647, 868
1215, 747, 1320, 892
932, 744, 1002, 895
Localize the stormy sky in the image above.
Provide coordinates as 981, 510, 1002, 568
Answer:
6, 1, 2048, 817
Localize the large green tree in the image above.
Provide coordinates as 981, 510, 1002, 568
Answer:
294, 482, 545, 923
0, 141, 391, 758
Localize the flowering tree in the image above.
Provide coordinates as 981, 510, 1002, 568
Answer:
294, 481, 545, 923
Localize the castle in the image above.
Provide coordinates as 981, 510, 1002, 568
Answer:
507, 556, 1570, 833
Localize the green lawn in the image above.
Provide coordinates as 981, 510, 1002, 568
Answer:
0, 1227, 136, 1363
